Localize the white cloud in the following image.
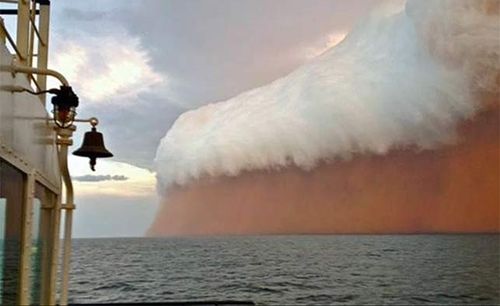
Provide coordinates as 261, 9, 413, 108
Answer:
49, 33, 164, 103
155, 0, 499, 189
70, 158, 158, 237
303, 31, 348, 59
69, 156, 156, 197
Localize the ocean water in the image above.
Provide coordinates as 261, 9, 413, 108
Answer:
68, 235, 499, 305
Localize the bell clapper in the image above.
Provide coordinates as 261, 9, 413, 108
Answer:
90, 157, 96, 171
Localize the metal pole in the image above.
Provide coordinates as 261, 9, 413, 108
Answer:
19, 171, 36, 305
60, 205, 73, 305
0, 64, 69, 86
37, 0, 50, 104
46, 190, 61, 305
16, 0, 30, 65
27, 0, 36, 68
56, 126, 75, 306
0, 17, 5, 44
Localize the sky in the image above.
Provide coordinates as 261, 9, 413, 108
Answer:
43, 0, 379, 237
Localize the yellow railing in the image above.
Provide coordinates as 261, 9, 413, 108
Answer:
0, 0, 50, 102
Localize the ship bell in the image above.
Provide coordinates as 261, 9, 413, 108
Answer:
73, 127, 113, 171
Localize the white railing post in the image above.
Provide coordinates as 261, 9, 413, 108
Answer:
56, 126, 75, 306
16, 0, 30, 65
19, 171, 35, 305
37, 0, 51, 104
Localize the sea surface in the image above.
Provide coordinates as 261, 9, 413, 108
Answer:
68, 235, 499, 305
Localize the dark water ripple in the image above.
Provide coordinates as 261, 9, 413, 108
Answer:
67, 235, 500, 305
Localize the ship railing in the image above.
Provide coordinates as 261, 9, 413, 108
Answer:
0, 0, 50, 103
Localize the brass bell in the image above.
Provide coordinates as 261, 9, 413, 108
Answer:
73, 127, 113, 171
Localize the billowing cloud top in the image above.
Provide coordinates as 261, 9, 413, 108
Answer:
155, 0, 499, 190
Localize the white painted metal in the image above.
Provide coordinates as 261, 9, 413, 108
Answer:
37, 1, 50, 104
1, 59, 79, 305
0, 2, 102, 304
0, 2, 70, 304
56, 126, 75, 306
0, 141, 60, 196
15, 0, 29, 64
0, 64, 69, 86
0, 17, 5, 44
0, 6, 59, 204
27, 0, 35, 68
0, 43, 60, 190
47, 192, 61, 305
19, 171, 36, 305
60, 205, 74, 306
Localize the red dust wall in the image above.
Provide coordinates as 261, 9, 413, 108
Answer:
148, 103, 499, 236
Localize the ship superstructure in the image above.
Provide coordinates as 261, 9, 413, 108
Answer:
0, 1, 74, 304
